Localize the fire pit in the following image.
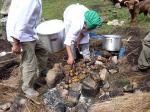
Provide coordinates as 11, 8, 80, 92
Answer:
42, 55, 119, 111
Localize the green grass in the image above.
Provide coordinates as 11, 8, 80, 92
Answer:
42, 0, 150, 34
0, 0, 149, 35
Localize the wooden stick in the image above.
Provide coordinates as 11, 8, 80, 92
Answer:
0, 57, 18, 65
25, 103, 31, 112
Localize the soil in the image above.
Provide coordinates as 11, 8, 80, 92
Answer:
0, 39, 11, 52
0, 27, 150, 112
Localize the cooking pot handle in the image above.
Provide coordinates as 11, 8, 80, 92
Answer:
50, 38, 57, 41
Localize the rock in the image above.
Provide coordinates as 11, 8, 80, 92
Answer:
101, 50, 112, 58
57, 85, 69, 98
79, 95, 86, 103
0, 102, 11, 111
99, 93, 111, 102
90, 72, 101, 82
69, 83, 82, 92
97, 56, 107, 63
99, 68, 109, 81
139, 86, 150, 92
123, 85, 134, 93
109, 69, 118, 74
54, 103, 66, 112
115, 3, 121, 9
82, 75, 98, 89
100, 81, 110, 92
109, 88, 124, 97
46, 63, 64, 88
111, 56, 118, 64
74, 103, 88, 112
95, 61, 104, 65
9, 96, 26, 112
64, 90, 80, 107
81, 75, 100, 97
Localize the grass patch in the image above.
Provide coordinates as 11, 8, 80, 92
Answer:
42, 0, 150, 34
0, 0, 149, 35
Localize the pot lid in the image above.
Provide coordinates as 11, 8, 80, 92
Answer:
36, 19, 64, 35
103, 35, 121, 39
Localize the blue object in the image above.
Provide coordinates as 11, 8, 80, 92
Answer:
118, 47, 125, 59
94, 50, 102, 56
89, 32, 104, 40
89, 32, 97, 37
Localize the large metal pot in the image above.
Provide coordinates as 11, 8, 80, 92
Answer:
36, 20, 65, 53
103, 35, 122, 51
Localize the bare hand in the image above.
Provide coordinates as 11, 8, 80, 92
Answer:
12, 42, 21, 55
67, 57, 74, 65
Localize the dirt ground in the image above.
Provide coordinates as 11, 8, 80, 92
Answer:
0, 27, 150, 112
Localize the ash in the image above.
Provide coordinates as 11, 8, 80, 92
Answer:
43, 88, 65, 111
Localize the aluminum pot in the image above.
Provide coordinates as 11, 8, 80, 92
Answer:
36, 20, 65, 53
103, 35, 122, 51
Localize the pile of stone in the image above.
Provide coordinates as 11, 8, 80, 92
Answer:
43, 53, 122, 112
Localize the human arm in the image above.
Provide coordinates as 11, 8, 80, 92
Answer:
65, 45, 74, 65
76, 32, 84, 48
64, 22, 82, 64
11, 37, 21, 55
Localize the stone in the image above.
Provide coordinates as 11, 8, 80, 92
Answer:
99, 93, 111, 102
100, 81, 110, 93
101, 50, 112, 58
82, 75, 97, 89
9, 96, 26, 112
54, 103, 66, 112
111, 56, 118, 64
74, 103, 88, 112
109, 69, 118, 74
81, 85, 99, 97
64, 90, 80, 107
69, 83, 82, 92
46, 63, 64, 88
99, 68, 109, 81
115, 3, 121, 9
90, 72, 101, 82
95, 61, 103, 65
109, 88, 124, 97
123, 85, 134, 93
0, 102, 11, 111
97, 56, 107, 63
57, 85, 69, 98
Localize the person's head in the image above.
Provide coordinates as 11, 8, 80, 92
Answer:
84, 10, 102, 31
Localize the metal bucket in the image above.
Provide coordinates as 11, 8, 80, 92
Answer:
103, 35, 122, 51
36, 20, 65, 53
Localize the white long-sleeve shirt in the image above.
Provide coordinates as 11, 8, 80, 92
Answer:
6, 0, 42, 42
63, 4, 90, 46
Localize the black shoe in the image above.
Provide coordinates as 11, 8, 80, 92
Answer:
33, 78, 46, 90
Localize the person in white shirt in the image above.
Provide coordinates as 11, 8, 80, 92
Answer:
6, 0, 48, 97
63, 4, 103, 65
